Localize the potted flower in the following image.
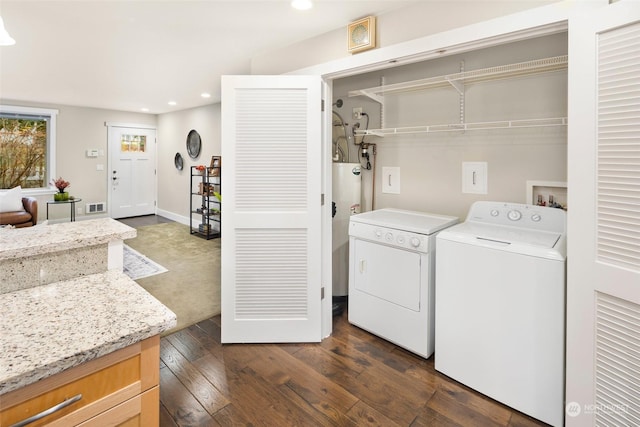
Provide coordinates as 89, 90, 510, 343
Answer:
52, 177, 70, 201
194, 165, 206, 175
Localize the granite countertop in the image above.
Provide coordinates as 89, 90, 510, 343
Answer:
0, 270, 177, 395
0, 218, 136, 261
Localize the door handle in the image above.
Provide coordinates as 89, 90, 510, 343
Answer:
359, 259, 366, 274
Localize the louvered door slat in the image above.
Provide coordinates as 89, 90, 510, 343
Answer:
596, 293, 640, 425
597, 21, 640, 272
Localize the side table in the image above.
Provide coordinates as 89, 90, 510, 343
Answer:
46, 198, 82, 222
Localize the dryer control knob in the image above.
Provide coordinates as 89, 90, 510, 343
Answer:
507, 210, 522, 221
531, 214, 542, 222
385, 232, 393, 242
375, 229, 382, 238
410, 237, 421, 248
490, 209, 500, 217
397, 235, 406, 244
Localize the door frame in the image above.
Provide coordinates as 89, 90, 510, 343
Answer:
105, 122, 157, 219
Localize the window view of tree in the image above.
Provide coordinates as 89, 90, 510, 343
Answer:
0, 116, 48, 189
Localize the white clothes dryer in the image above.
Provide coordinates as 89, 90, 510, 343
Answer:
348, 208, 458, 358
435, 201, 566, 427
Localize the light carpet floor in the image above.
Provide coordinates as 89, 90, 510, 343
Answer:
123, 222, 221, 335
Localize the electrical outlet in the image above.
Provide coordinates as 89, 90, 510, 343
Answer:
353, 107, 363, 120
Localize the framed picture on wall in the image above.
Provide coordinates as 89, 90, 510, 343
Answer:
209, 156, 221, 177
347, 16, 376, 53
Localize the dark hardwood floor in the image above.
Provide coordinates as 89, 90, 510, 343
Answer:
121, 215, 547, 425
117, 214, 174, 228
159, 313, 548, 427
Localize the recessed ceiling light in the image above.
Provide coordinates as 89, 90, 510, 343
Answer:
291, 0, 312, 11
141, 107, 149, 112
201, 93, 211, 98
168, 101, 177, 106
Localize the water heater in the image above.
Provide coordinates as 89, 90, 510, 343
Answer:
332, 163, 361, 297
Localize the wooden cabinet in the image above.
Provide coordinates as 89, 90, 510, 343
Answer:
0, 336, 160, 427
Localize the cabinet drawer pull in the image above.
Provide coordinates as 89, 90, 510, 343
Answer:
10, 393, 82, 427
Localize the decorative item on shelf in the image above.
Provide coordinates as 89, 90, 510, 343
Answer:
347, 16, 376, 54
209, 156, 221, 176
194, 165, 206, 175
52, 177, 70, 201
198, 182, 216, 196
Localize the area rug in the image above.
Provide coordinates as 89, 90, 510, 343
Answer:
123, 244, 168, 280
123, 222, 221, 335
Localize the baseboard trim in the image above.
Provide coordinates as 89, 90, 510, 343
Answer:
156, 209, 189, 226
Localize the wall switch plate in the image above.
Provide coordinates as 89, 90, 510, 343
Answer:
462, 162, 488, 194
86, 149, 99, 158
96, 164, 104, 171
382, 167, 401, 194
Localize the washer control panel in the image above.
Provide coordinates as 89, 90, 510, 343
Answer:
467, 201, 565, 233
349, 221, 430, 253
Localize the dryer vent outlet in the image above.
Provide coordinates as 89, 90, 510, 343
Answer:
86, 202, 106, 214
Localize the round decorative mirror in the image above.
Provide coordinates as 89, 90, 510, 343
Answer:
174, 152, 184, 170
186, 129, 201, 159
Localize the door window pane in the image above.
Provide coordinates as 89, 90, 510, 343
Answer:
120, 134, 146, 153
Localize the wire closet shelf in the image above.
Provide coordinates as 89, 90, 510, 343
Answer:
349, 55, 568, 136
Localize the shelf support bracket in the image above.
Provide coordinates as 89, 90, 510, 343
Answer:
359, 89, 384, 105
445, 78, 464, 95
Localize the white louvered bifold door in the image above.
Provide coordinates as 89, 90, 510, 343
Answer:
567, 3, 640, 426
220, 75, 322, 343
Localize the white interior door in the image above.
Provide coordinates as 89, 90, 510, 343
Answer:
221, 75, 323, 343
108, 125, 156, 219
567, 2, 640, 425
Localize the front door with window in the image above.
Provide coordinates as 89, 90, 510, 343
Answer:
108, 125, 156, 219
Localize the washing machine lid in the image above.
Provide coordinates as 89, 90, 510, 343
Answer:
438, 222, 565, 260
349, 208, 458, 235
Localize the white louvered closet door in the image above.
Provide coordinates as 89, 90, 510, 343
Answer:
220, 75, 322, 343
567, 2, 640, 426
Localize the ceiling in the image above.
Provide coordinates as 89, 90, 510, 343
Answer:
0, 0, 416, 114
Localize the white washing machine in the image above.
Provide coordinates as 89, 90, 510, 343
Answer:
348, 208, 458, 358
435, 201, 566, 427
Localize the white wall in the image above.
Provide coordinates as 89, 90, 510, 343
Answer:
332, 33, 568, 219
251, 0, 561, 76
156, 103, 221, 224
0, 99, 156, 222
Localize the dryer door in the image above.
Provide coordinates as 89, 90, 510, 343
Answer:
352, 239, 421, 311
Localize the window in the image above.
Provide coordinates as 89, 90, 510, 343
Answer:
0, 105, 58, 191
